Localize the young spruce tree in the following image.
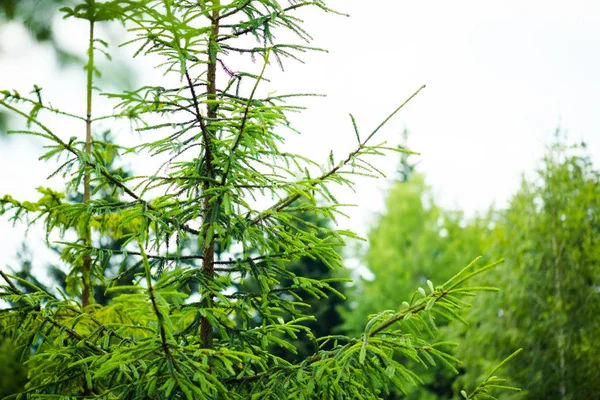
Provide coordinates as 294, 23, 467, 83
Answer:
1, 1, 519, 398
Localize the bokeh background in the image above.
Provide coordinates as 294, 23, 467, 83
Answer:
1, 1, 599, 398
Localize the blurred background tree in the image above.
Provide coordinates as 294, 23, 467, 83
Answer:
453, 138, 600, 399
342, 133, 599, 399
343, 199, 491, 397
0, 0, 72, 133
342, 136, 494, 399
342, 174, 492, 335
0, 339, 29, 396
0, 0, 75, 63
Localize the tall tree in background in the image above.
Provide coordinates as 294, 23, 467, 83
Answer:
0, 1, 518, 398
454, 139, 600, 399
0, 0, 132, 135
343, 156, 494, 399
343, 175, 492, 332
0, 0, 74, 62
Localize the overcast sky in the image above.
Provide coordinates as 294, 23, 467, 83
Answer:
1, 0, 600, 272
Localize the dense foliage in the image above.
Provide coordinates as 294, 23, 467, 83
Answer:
455, 140, 600, 399
343, 174, 493, 335
348, 138, 599, 399
0, 1, 518, 399
342, 163, 495, 399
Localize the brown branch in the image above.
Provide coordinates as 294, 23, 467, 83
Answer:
199, 3, 222, 350
0, 270, 19, 293
87, 248, 300, 263
81, 19, 96, 308
184, 69, 213, 173
46, 317, 105, 355
220, 49, 269, 187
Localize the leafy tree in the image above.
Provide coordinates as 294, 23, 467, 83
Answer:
454, 139, 600, 399
344, 175, 493, 333
0, 1, 519, 399
343, 167, 495, 399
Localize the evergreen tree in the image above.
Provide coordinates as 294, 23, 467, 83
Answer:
236, 208, 349, 363
342, 168, 495, 399
0, 143, 346, 398
0, 1, 519, 398
454, 138, 600, 399
0, 132, 142, 397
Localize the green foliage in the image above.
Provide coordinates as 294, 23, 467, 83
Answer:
235, 208, 349, 363
1, 0, 68, 44
0, 340, 29, 396
454, 139, 600, 399
461, 349, 522, 400
342, 174, 502, 399
0, 1, 519, 399
345, 137, 599, 399
343, 174, 493, 336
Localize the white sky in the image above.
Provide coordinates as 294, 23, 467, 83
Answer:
1, 0, 600, 273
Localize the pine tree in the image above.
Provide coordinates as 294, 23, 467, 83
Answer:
1, 150, 346, 396
0, 1, 519, 398
342, 159, 496, 399
454, 138, 600, 399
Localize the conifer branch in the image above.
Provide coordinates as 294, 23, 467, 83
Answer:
138, 242, 178, 370
0, 270, 19, 294
221, 49, 270, 187
199, 1, 222, 349
249, 85, 426, 227
81, 18, 95, 308
0, 99, 202, 236
184, 69, 212, 174
217, 0, 252, 21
